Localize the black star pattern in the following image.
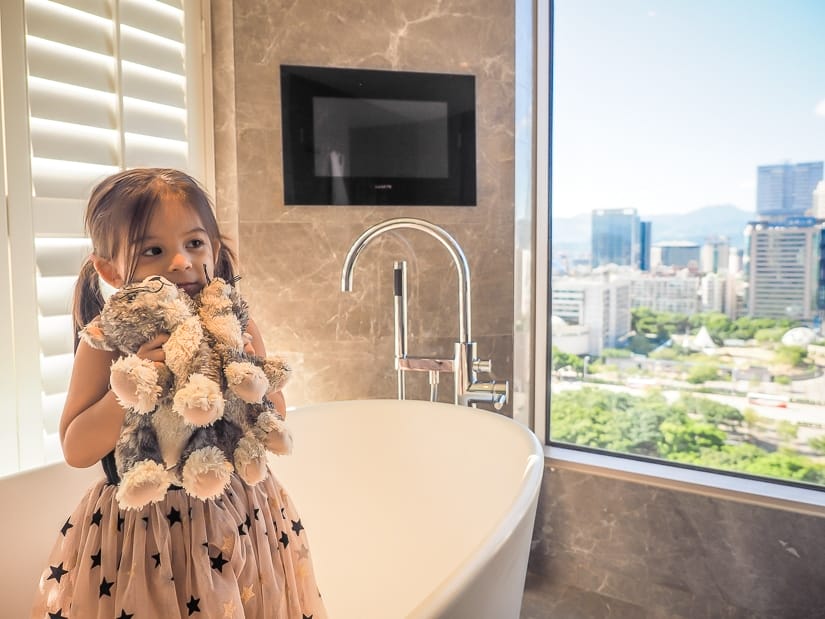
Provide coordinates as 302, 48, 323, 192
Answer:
303, 615, 314, 619
291, 519, 304, 536
186, 595, 201, 615
152, 552, 161, 567
48, 609, 68, 619
253, 508, 260, 520
167, 507, 182, 526
238, 521, 247, 536
60, 518, 73, 536
142, 516, 150, 528
90, 549, 102, 569
280, 507, 286, 519
117, 512, 125, 532
245, 513, 252, 530
209, 551, 229, 573
117, 610, 134, 619
279, 531, 289, 548
47, 562, 68, 583
99, 576, 115, 597
90, 508, 103, 526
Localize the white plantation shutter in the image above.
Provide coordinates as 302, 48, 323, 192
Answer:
0, 0, 212, 474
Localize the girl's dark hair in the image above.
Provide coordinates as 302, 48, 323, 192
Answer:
72, 168, 236, 346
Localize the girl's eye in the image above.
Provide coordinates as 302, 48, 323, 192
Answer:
188, 239, 205, 249
141, 247, 162, 257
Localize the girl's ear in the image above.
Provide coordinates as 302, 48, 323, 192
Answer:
212, 239, 222, 276
92, 255, 124, 288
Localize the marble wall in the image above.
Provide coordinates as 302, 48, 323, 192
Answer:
211, 0, 515, 410
522, 465, 825, 619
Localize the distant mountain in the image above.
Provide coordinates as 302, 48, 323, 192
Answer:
552, 204, 754, 256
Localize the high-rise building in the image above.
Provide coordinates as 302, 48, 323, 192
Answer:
639, 220, 652, 271
700, 273, 726, 313
591, 208, 639, 268
654, 241, 701, 270
756, 161, 824, 218
551, 275, 632, 356
745, 217, 822, 320
700, 236, 730, 274
627, 273, 700, 315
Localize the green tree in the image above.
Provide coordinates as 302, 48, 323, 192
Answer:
776, 420, 798, 443
686, 364, 719, 384
551, 346, 583, 373
658, 420, 726, 457
675, 395, 744, 428
808, 435, 825, 455
775, 345, 808, 368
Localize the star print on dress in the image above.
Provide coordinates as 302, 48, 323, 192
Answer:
167, 506, 182, 526
91, 549, 102, 568
238, 521, 247, 536
244, 513, 252, 530
47, 562, 69, 583
99, 576, 115, 597
60, 518, 73, 536
279, 531, 289, 548
186, 595, 201, 615
48, 609, 68, 619
152, 552, 161, 567
291, 519, 304, 536
240, 584, 255, 603
142, 516, 149, 528
223, 599, 236, 618
253, 508, 260, 520
117, 610, 134, 619
302, 615, 314, 619
90, 508, 103, 526
210, 551, 229, 573
117, 512, 125, 532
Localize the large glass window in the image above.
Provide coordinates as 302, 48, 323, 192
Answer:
550, 0, 825, 488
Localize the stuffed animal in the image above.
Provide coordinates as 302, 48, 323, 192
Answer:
81, 275, 292, 510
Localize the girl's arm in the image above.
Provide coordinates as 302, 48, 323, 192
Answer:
246, 317, 287, 417
60, 334, 168, 468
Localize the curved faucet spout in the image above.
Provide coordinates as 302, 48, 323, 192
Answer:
340, 217, 472, 343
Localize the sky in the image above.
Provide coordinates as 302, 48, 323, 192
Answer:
551, 0, 825, 219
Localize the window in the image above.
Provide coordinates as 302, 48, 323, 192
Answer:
547, 1, 825, 489
0, 0, 212, 475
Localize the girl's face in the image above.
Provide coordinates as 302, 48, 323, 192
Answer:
99, 196, 219, 297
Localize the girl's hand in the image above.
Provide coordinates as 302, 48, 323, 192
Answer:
136, 333, 169, 364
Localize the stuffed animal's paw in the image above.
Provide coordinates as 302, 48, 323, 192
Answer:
110, 355, 161, 414
256, 412, 293, 456
116, 460, 171, 510
263, 357, 292, 392
234, 434, 268, 486
225, 362, 269, 403
181, 446, 233, 500
173, 373, 224, 426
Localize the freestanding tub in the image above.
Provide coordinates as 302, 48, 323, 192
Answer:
3, 399, 543, 618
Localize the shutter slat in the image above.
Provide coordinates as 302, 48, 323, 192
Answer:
35, 238, 91, 277
122, 62, 186, 108
39, 314, 75, 356
27, 36, 115, 92
26, 0, 112, 57
31, 118, 119, 167
120, 0, 184, 43
121, 25, 185, 75
33, 197, 87, 237
50, 0, 110, 19
125, 134, 188, 170
32, 157, 118, 200
40, 352, 74, 395
37, 275, 80, 316
29, 77, 117, 130
123, 97, 186, 141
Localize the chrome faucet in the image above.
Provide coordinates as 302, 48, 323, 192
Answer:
341, 217, 509, 410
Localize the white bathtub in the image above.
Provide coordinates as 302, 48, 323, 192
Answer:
4, 399, 543, 618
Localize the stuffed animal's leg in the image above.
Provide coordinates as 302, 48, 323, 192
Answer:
233, 431, 269, 486
263, 356, 292, 392
115, 413, 172, 510
225, 361, 269, 403
173, 373, 225, 426
250, 407, 293, 456
110, 355, 166, 414
178, 426, 233, 500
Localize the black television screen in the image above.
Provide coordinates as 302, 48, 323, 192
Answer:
280, 65, 476, 206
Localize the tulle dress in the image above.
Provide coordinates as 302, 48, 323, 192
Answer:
31, 454, 327, 619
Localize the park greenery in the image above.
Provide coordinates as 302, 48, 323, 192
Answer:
631, 308, 800, 344
551, 387, 825, 484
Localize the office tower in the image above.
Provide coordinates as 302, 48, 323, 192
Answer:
591, 208, 639, 268
639, 220, 652, 271
700, 273, 726, 313
813, 181, 825, 219
745, 217, 822, 319
655, 241, 701, 270
756, 161, 824, 218
701, 236, 730, 274
627, 273, 700, 315
552, 275, 632, 355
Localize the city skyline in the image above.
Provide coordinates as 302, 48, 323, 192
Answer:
552, 0, 825, 219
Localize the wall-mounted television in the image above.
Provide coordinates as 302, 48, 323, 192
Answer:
280, 65, 476, 206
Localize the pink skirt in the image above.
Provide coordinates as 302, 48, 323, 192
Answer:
31, 471, 327, 618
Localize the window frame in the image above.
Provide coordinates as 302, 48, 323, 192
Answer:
530, 0, 825, 513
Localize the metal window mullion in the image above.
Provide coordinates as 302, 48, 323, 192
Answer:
3, 0, 44, 470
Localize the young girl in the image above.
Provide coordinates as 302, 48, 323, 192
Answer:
31, 168, 327, 619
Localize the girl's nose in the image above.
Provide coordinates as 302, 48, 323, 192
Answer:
170, 251, 192, 270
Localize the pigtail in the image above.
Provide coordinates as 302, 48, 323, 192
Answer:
72, 257, 105, 351
214, 239, 237, 282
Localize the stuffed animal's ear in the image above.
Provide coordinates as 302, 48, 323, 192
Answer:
80, 318, 115, 351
